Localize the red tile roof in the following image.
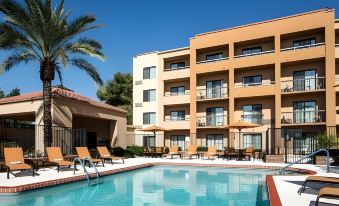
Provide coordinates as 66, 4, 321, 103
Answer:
0, 88, 127, 113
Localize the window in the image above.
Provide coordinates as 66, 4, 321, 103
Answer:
206, 134, 223, 150
206, 80, 223, 99
143, 89, 156, 102
242, 104, 262, 124
170, 135, 186, 150
170, 62, 185, 70
293, 133, 315, 155
243, 134, 262, 149
293, 37, 316, 47
293, 101, 316, 124
293, 70, 316, 91
143, 66, 156, 79
143, 112, 156, 124
206, 107, 224, 126
206, 53, 225, 61
170, 86, 185, 96
170, 111, 185, 121
242, 47, 262, 55
143, 136, 155, 147
242, 75, 262, 86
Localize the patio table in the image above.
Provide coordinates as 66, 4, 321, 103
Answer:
24, 157, 48, 172
197, 152, 205, 159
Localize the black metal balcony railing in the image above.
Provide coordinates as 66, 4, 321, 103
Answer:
164, 66, 190, 72
241, 114, 264, 125
196, 57, 228, 64
234, 50, 275, 58
164, 90, 190, 97
281, 77, 325, 93
164, 116, 190, 122
196, 115, 228, 127
196, 87, 228, 100
281, 110, 326, 125
280, 42, 325, 52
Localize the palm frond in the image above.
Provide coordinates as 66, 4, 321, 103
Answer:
71, 58, 103, 85
64, 38, 105, 60
0, 51, 36, 74
55, 64, 63, 86
0, 0, 30, 27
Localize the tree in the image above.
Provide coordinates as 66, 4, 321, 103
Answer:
0, 87, 20, 98
6, 87, 20, 97
97, 72, 133, 124
0, 0, 105, 146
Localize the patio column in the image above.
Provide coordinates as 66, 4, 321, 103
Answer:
0, 117, 4, 137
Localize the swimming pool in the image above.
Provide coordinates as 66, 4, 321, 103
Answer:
1, 166, 273, 206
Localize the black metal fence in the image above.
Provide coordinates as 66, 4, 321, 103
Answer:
0, 125, 87, 159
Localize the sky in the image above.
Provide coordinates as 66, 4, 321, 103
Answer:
0, 0, 339, 99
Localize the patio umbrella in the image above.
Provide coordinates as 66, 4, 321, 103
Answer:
138, 125, 170, 147
222, 121, 260, 149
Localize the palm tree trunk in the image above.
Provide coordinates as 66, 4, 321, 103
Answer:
43, 79, 53, 147
40, 59, 55, 148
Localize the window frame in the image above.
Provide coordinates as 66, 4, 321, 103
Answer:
205, 53, 225, 61
170, 110, 186, 121
143, 66, 156, 79
169, 62, 186, 70
170, 135, 186, 150
241, 46, 262, 55
242, 133, 262, 150
143, 89, 156, 102
143, 112, 156, 125
206, 134, 224, 150
242, 75, 262, 86
170, 86, 185, 96
293, 37, 316, 47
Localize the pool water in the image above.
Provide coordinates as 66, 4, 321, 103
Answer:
1, 166, 272, 206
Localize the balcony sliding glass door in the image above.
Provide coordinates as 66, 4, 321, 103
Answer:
206, 107, 224, 126
293, 70, 316, 91
293, 101, 316, 124
206, 80, 223, 99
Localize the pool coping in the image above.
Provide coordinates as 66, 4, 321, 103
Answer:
0, 161, 317, 202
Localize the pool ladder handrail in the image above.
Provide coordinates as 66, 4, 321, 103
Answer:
279, 149, 330, 174
73, 157, 100, 180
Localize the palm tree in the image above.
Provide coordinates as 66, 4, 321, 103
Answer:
0, 0, 105, 146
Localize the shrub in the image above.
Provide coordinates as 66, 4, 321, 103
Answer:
112, 147, 125, 157
126, 145, 143, 156
124, 149, 136, 158
197, 146, 208, 152
164, 147, 169, 154
316, 134, 338, 150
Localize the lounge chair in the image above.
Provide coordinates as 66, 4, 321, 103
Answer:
76, 147, 104, 167
4, 147, 34, 179
181, 145, 198, 159
203, 146, 218, 160
97, 146, 124, 164
162, 146, 179, 159
143, 147, 151, 158
244, 146, 255, 161
46, 147, 73, 172
315, 187, 339, 206
298, 176, 339, 195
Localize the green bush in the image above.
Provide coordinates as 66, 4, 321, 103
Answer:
164, 147, 169, 154
112, 147, 125, 157
126, 145, 144, 156
197, 146, 208, 152
316, 134, 338, 150
124, 149, 136, 158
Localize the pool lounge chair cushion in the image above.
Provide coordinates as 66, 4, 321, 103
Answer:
4, 147, 34, 179
298, 176, 339, 194
97, 146, 124, 163
315, 187, 339, 206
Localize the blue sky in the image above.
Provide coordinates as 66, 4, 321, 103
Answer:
0, 0, 339, 99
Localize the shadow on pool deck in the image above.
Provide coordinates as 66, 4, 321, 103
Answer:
284, 180, 339, 195
309, 200, 339, 206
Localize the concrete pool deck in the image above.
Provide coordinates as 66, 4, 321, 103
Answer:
0, 157, 338, 206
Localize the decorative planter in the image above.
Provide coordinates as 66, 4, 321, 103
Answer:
265, 155, 284, 163
315, 156, 328, 165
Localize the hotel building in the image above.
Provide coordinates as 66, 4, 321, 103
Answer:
132, 8, 339, 154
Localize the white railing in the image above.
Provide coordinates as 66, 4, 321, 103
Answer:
280, 42, 325, 52
196, 57, 228, 64
234, 50, 275, 58
164, 117, 190, 122
196, 87, 229, 100
281, 77, 325, 93
234, 81, 275, 88
164, 90, 190, 97
164, 66, 190, 72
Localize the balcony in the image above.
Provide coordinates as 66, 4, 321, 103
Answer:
241, 114, 264, 125
163, 91, 190, 105
234, 81, 275, 98
281, 77, 325, 94
336, 44, 339, 58
196, 115, 228, 128
196, 87, 228, 101
280, 42, 325, 62
281, 110, 326, 125
164, 65, 190, 72
162, 117, 190, 130
234, 50, 274, 59
196, 57, 228, 64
